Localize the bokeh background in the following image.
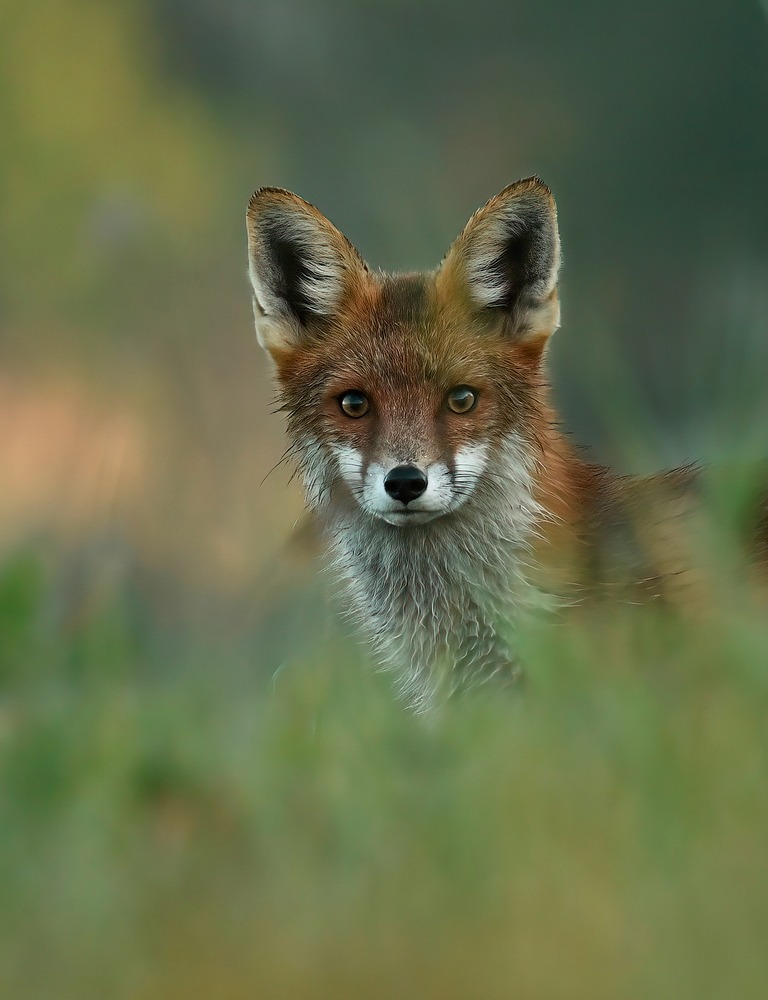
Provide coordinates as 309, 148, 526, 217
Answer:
2, 2, 768, 997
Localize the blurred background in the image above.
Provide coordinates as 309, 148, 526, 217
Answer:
3, 0, 768, 595
2, 2, 768, 997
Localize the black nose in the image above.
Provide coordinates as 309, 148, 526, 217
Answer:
384, 465, 428, 504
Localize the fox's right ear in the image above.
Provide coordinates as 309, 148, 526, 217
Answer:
246, 188, 369, 357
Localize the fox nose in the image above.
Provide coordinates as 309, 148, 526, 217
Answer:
384, 465, 428, 504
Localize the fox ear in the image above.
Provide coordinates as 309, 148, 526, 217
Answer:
246, 188, 369, 356
438, 177, 561, 341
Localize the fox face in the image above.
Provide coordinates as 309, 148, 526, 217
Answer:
246, 180, 765, 707
246, 178, 562, 532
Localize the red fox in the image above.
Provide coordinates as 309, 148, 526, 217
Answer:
246, 178, 766, 708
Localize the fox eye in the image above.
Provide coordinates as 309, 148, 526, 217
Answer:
339, 391, 370, 418
447, 386, 478, 414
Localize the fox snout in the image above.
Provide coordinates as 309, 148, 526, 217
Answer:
333, 444, 492, 527
377, 461, 439, 526
384, 465, 429, 505
383, 466, 428, 504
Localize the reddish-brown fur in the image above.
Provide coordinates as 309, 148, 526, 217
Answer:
246, 178, 766, 701
270, 264, 703, 598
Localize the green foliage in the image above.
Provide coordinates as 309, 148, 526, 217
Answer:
0, 0, 228, 322
1, 0, 766, 995
0, 552, 45, 684
0, 541, 767, 999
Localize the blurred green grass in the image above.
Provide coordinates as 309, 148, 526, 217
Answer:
1, 497, 767, 999
2, 1, 768, 996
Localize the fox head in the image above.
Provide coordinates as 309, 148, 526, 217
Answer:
246, 178, 561, 528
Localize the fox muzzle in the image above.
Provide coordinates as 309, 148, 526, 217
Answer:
383, 465, 429, 504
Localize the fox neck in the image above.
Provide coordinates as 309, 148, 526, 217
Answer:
315, 430, 566, 709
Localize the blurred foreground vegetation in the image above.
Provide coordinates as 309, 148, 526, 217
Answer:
2, 0, 768, 996
1, 484, 767, 999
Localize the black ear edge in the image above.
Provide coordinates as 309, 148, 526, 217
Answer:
246, 187, 369, 271
247, 186, 320, 221
494, 175, 555, 203
455, 177, 560, 311
246, 187, 370, 326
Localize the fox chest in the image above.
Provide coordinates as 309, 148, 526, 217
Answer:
328, 523, 525, 702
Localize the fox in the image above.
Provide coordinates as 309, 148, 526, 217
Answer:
246, 177, 767, 709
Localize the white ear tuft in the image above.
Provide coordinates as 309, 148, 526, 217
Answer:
246, 188, 368, 355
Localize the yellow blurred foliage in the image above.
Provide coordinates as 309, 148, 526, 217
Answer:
0, 0, 228, 313
0, 0, 300, 587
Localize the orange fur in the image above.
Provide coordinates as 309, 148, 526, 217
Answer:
246, 179, 766, 703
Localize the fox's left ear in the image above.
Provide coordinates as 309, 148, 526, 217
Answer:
246, 188, 370, 357
438, 176, 561, 342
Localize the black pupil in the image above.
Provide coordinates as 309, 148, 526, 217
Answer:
343, 393, 366, 414
452, 389, 474, 410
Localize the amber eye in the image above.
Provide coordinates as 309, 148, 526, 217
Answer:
339, 391, 370, 418
447, 386, 478, 413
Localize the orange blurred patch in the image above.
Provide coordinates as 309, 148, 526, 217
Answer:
0, 374, 147, 543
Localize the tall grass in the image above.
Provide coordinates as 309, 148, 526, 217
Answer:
1, 477, 767, 999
